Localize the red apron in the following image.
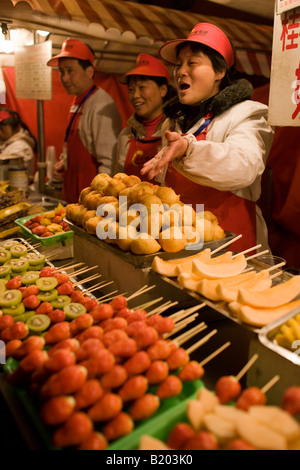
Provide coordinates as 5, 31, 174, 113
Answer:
165, 116, 257, 252
125, 132, 162, 184
62, 86, 99, 203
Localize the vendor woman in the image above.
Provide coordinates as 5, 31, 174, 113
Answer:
141, 23, 274, 252
114, 54, 175, 182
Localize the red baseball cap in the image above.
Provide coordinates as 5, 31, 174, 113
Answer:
159, 23, 234, 68
47, 39, 95, 67
0, 110, 13, 123
120, 53, 170, 84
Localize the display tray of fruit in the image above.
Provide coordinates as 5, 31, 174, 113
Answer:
15, 204, 73, 245
258, 307, 300, 366
151, 237, 300, 331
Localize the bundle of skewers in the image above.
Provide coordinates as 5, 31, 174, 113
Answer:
152, 234, 300, 328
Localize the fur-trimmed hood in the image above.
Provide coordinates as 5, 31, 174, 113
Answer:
164, 79, 253, 132
127, 113, 167, 137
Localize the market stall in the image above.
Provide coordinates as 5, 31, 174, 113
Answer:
0, 0, 300, 453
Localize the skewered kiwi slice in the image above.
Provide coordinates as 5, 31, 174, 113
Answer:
36, 277, 58, 291
28, 263, 45, 271
2, 240, 20, 250
2, 302, 25, 316
26, 314, 51, 332
51, 295, 71, 309
37, 288, 58, 302
0, 265, 11, 278
0, 279, 7, 294
0, 249, 12, 265
14, 310, 35, 323
20, 271, 40, 285
25, 252, 46, 266
0, 289, 22, 307
10, 244, 28, 258
64, 302, 87, 319
7, 258, 30, 272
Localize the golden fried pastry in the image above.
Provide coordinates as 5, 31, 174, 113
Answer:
66, 204, 85, 224
158, 226, 187, 253
78, 186, 92, 204
182, 225, 201, 245
82, 210, 97, 230
113, 172, 128, 182
105, 179, 127, 197
155, 186, 180, 207
140, 212, 163, 239
85, 216, 103, 235
178, 204, 196, 227
117, 225, 138, 252
97, 201, 119, 219
65, 203, 77, 222
161, 209, 180, 230
91, 173, 112, 192
203, 210, 219, 223
203, 218, 225, 241
122, 175, 141, 188
130, 233, 161, 255
139, 193, 163, 215
128, 181, 158, 205
76, 207, 89, 227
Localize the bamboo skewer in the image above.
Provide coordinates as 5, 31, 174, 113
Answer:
245, 249, 269, 261
126, 284, 156, 302
164, 313, 199, 337
211, 234, 242, 255
174, 322, 207, 346
260, 374, 280, 394
232, 244, 262, 259
135, 297, 164, 311
169, 303, 206, 320
97, 290, 119, 302
70, 266, 100, 277
73, 273, 102, 286
263, 261, 286, 273
61, 262, 86, 271
98, 291, 128, 303
269, 270, 283, 280
85, 280, 114, 293
199, 341, 231, 367
186, 329, 218, 355
147, 300, 179, 316
235, 354, 259, 382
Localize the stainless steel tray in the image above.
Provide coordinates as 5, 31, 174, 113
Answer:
258, 306, 300, 366
67, 219, 236, 269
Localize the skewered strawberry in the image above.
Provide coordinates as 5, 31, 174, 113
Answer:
100, 365, 128, 390
126, 309, 147, 323
22, 285, 39, 298
40, 365, 88, 399
81, 297, 98, 312
47, 338, 80, 357
74, 379, 104, 410
5, 339, 22, 358
87, 393, 123, 422
102, 317, 128, 332
75, 338, 104, 361
131, 326, 158, 348
236, 386, 266, 411
44, 348, 76, 372
118, 375, 148, 402
281, 386, 300, 416
129, 394, 160, 421
12, 335, 45, 360
109, 295, 127, 312
183, 431, 219, 450
70, 290, 85, 304
0, 315, 14, 331
79, 349, 115, 377
155, 375, 183, 399
123, 351, 151, 375
57, 281, 74, 296
23, 294, 40, 309
225, 439, 256, 450
77, 432, 108, 450
40, 396, 76, 426
215, 375, 242, 404
147, 339, 173, 361
178, 361, 204, 381
19, 349, 49, 373
115, 307, 132, 319
44, 322, 71, 345
102, 412, 134, 441
167, 422, 195, 450
108, 337, 137, 358
48, 309, 66, 323
90, 304, 114, 323
52, 412, 93, 448
35, 301, 54, 316
166, 347, 189, 370
102, 329, 128, 348
76, 326, 104, 343
69, 314, 94, 336
145, 360, 169, 385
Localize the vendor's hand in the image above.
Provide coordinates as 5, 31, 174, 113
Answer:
140, 131, 188, 180
53, 159, 65, 179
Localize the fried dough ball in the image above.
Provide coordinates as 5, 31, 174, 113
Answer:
76, 207, 89, 227
85, 216, 103, 235
119, 208, 141, 228
97, 202, 119, 219
117, 225, 138, 252
112, 172, 128, 182
178, 204, 196, 227
65, 203, 77, 222
81, 210, 96, 230
91, 173, 112, 192
128, 182, 158, 205
203, 210, 219, 223
78, 187, 92, 204
122, 175, 141, 188
161, 208, 180, 230
84, 192, 106, 210
203, 219, 225, 241
139, 194, 163, 215
130, 233, 161, 255
140, 212, 163, 239
66, 204, 86, 224
96, 218, 119, 243
158, 226, 187, 252
182, 225, 201, 245
155, 186, 180, 207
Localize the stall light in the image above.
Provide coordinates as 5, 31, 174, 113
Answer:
37, 30, 50, 37
10, 28, 34, 47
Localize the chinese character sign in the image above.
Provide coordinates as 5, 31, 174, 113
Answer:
269, 7, 300, 126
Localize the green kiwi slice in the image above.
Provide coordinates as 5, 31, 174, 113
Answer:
25, 252, 46, 266
0, 279, 7, 294
36, 277, 58, 291
51, 295, 71, 309
0, 289, 22, 307
64, 302, 86, 319
28, 262, 45, 272
10, 244, 28, 258
7, 258, 30, 272
2, 240, 20, 250
37, 288, 58, 302
0, 265, 11, 278
0, 249, 12, 265
14, 310, 35, 323
26, 314, 51, 332
2, 302, 25, 316
20, 271, 40, 285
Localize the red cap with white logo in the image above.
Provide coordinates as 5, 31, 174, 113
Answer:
159, 23, 234, 68
47, 39, 95, 67
120, 53, 170, 84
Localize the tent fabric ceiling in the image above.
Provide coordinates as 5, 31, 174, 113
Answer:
8, 0, 274, 78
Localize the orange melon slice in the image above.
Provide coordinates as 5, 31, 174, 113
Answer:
237, 275, 300, 308
216, 271, 272, 303
192, 254, 247, 280
177, 272, 204, 291
151, 248, 211, 277
229, 299, 300, 327
197, 271, 258, 301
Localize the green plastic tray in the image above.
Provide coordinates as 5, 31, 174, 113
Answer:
15, 213, 74, 246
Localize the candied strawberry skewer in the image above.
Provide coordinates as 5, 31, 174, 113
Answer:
214, 354, 259, 404
236, 374, 280, 411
